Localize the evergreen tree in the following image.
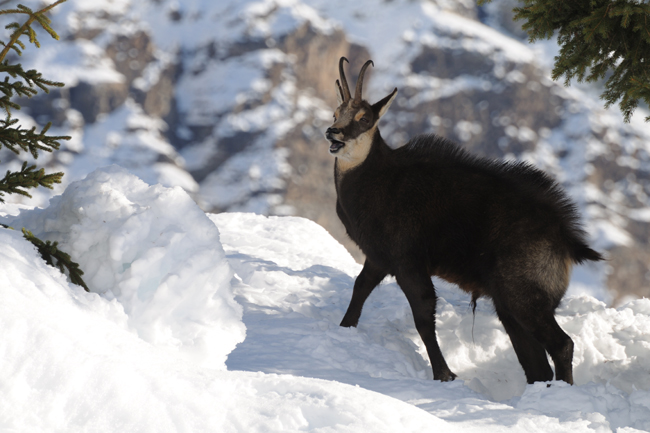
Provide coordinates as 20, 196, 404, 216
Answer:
0, 0, 88, 291
480, 0, 650, 122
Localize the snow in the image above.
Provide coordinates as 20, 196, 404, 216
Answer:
69, 101, 199, 193
2, 170, 650, 431
2, 166, 243, 369
199, 146, 292, 213
24, 39, 125, 86
0, 227, 451, 432
243, 0, 337, 39
0, 0, 648, 428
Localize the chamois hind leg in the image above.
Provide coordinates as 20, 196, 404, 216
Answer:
494, 306, 554, 384
526, 312, 574, 384
340, 259, 387, 327
395, 264, 456, 381
497, 283, 574, 384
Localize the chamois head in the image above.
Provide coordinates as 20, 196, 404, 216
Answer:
325, 57, 398, 170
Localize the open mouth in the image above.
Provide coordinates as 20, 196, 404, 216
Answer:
328, 140, 345, 154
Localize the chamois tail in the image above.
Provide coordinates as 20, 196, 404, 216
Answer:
571, 244, 605, 265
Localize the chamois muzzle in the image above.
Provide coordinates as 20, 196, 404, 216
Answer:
326, 127, 345, 154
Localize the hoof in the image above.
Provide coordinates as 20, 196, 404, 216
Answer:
435, 370, 457, 382
339, 315, 359, 327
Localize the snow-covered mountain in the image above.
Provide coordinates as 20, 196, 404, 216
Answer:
1, 168, 650, 431
1, 0, 648, 302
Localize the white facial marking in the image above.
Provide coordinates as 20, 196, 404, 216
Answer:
336, 127, 375, 173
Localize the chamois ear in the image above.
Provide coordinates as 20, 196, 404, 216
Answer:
335, 79, 344, 106
372, 88, 398, 120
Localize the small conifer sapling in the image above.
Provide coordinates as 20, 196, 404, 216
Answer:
0, 0, 88, 292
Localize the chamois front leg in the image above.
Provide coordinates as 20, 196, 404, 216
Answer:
340, 259, 387, 327
395, 263, 457, 382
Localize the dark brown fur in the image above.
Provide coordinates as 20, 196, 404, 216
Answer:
325, 58, 603, 384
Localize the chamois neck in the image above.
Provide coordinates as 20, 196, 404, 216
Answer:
335, 128, 387, 176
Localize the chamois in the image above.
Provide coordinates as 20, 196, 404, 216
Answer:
325, 57, 603, 384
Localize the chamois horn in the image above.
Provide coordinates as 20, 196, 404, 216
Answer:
354, 60, 374, 102
338, 57, 351, 101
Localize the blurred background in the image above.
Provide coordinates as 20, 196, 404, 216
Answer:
0, 0, 648, 305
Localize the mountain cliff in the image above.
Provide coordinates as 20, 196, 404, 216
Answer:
1, 0, 648, 303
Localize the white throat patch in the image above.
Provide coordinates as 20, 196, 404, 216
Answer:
336, 127, 376, 173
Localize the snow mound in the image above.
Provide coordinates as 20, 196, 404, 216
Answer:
211, 211, 361, 274
0, 226, 463, 432
213, 212, 650, 430
3, 166, 244, 368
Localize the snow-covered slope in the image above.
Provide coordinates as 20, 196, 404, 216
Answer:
2, 171, 650, 431
0, 226, 455, 432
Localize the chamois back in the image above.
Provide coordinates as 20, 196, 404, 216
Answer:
388, 134, 599, 265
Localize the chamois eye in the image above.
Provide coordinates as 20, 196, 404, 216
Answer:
360, 117, 369, 123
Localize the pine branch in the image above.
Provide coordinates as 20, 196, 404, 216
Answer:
0, 0, 66, 62
0, 63, 66, 117
0, 161, 63, 202
481, 0, 650, 122
0, 1, 88, 295
0, 61, 65, 92
21, 227, 89, 292
0, 117, 70, 157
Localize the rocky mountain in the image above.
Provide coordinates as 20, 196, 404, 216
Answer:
1, 0, 648, 304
